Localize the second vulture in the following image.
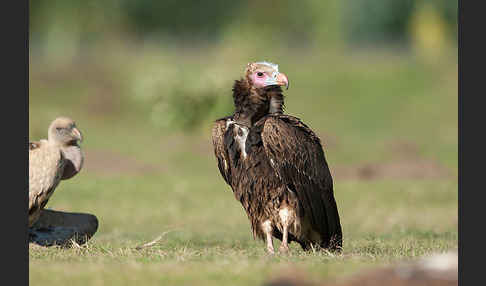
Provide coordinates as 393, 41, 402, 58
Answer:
29, 117, 84, 228
212, 61, 342, 254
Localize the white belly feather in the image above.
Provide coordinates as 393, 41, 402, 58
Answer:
226, 119, 249, 160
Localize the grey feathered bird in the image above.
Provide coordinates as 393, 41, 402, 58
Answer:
29, 117, 84, 227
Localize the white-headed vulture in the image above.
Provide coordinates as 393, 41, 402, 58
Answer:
211, 61, 342, 254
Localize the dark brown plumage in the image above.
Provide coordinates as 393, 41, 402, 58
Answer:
212, 62, 342, 253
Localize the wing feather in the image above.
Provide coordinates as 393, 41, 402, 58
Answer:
29, 141, 42, 150
211, 116, 233, 186
261, 115, 342, 249
29, 142, 65, 227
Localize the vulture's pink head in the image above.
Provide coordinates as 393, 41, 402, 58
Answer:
48, 117, 83, 145
245, 61, 289, 90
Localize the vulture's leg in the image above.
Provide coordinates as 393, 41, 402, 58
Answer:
279, 224, 289, 253
262, 220, 275, 254
278, 208, 292, 253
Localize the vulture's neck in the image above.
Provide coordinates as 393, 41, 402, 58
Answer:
232, 79, 284, 126
268, 91, 285, 115
46, 138, 63, 148
60, 144, 84, 180
232, 79, 268, 127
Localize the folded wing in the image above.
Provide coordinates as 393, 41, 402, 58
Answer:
29, 141, 65, 227
211, 116, 233, 186
261, 115, 342, 249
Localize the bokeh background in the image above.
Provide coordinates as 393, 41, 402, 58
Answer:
29, 1, 458, 285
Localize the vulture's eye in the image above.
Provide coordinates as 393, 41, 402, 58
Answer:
257, 72, 264, 77
56, 127, 62, 131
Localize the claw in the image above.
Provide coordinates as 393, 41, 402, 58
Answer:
279, 244, 289, 254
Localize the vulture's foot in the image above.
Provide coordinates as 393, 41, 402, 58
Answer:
279, 243, 290, 254
266, 247, 276, 255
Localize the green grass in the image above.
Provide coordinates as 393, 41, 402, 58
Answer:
29, 44, 457, 286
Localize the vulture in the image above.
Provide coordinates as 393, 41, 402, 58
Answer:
211, 61, 342, 254
29, 117, 84, 228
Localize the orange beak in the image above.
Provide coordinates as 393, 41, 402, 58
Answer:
276, 73, 289, 90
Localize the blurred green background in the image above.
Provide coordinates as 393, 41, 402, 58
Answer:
29, 1, 458, 285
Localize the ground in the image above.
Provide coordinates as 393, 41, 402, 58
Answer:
29, 46, 458, 286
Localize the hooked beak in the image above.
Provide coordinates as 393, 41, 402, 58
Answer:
276, 72, 289, 90
72, 127, 83, 143
264, 72, 290, 90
